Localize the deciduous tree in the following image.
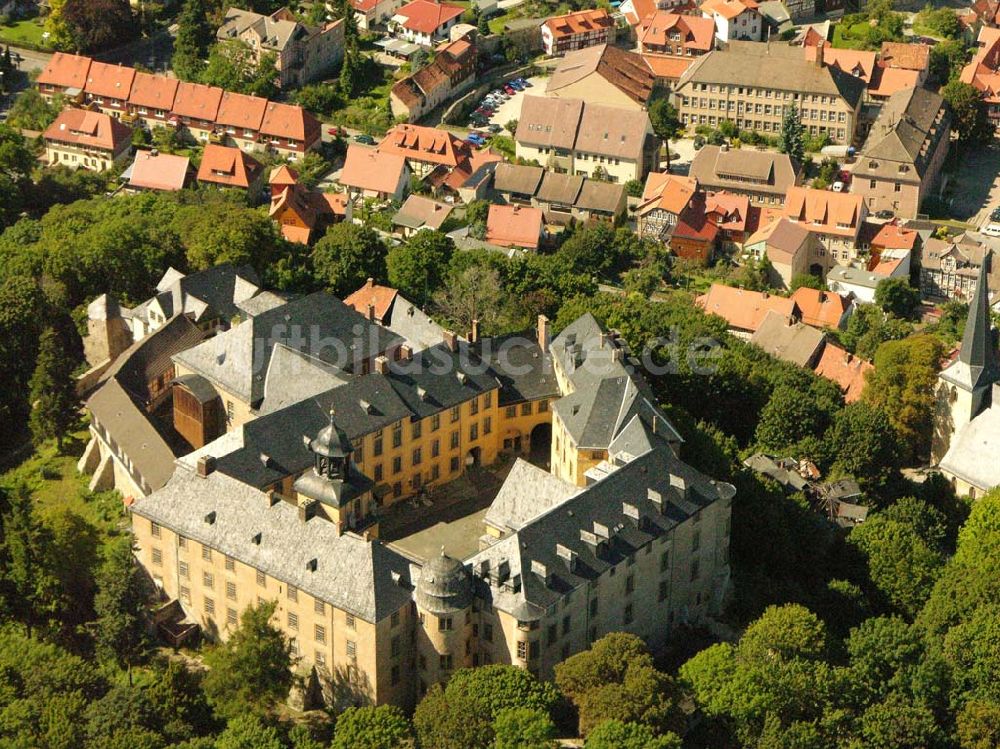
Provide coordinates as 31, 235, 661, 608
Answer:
311, 223, 387, 296
387, 229, 455, 305
331, 705, 413, 749
942, 80, 992, 148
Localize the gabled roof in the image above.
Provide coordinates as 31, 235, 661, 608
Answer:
197, 144, 263, 189
689, 145, 799, 197
750, 310, 825, 367
575, 103, 652, 161
535, 171, 584, 205
638, 11, 714, 51
128, 71, 179, 110
696, 283, 798, 332
543, 8, 613, 39
576, 179, 626, 213
485, 458, 580, 533
856, 87, 947, 175
814, 343, 871, 402
546, 44, 655, 105
377, 123, 468, 167
823, 47, 876, 84
84, 61, 136, 100
127, 150, 191, 191
339, 144, 409, 194
486, 204, 544, 249
637, 172, 696, 215
879, 41, 930, 72
392, 194, 454, 230
344, 278, 399, 321
783, 186, 863, 237
37, 52, 92, 90
789, 287, 850, 329
493, 163, 544, 195
745, 217, 810, 262
867, 65, 921, 98
216, 91, 268, 130
516, 96, 584, 150
260, 101, 319, 141
641, 54, 695, 80
701, 0, 759, 20
172, 81, 225, 121
393, 0, 464, 33
939, 404, 1000, 491
43, 108, 132, 151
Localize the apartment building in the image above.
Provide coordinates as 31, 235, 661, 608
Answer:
83, 61, 135, 118
688, 145, 800, 206
783, 186, 867, 265
852, 87, 951, 219
129, 312, 733, 708
516, 96, 660, 183
217, 6, 345, 88
675, 41, 865, 144
541, 9, 615, 56
700, 0, 763, 44
43, 108, 133, 171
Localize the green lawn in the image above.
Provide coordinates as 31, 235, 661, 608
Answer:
831, 21, 874, 50
0, 18, 48, 47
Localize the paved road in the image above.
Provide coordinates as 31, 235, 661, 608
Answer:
6, 45, 52, 75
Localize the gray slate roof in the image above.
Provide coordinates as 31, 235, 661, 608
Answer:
750, 310, 825, 368
484, 458, 580, 532
855, 86, 949, 180
131, 466, 414, 622
493, 163, 544, 196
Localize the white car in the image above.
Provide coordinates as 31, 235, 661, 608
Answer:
832, 181, 844, 192
983, 223, 1000, 237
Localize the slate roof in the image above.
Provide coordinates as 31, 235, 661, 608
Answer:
152, 264, 261, 324
750, 310, 825, 367
467, 442, 734, 618
485, 458, 580, 532
173, 292, 403, 404
130, 466, 415, 622
854, 87, 949, 180
478, 333, 559, 405
535, 171, 584, 205
493, 163, 544, 196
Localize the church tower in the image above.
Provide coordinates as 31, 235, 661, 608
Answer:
932, 254, 998, 462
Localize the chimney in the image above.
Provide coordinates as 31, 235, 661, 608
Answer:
197, 455, 216, 477
367, 303, 376, 322
374, 355, 389, 374
399, 343, 413, 362
299, 499, 317, 523
443, 330, 458, 352
470, 318, 480, 344
537, 315, 549, 353
268, 491, 281, 507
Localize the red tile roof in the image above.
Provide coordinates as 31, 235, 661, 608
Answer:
700, 0, 759, 21
260, 101, 318, 142
879, 41, 930, 72
216, 91, 268, 131
871, 221, 918, 251
84, 61, 136, 100
377, 123, 467, 167
486, 204, 543, 249
394, 0, 465, 34
340, 144, 409, 195
128, 150, 191, 191
783, 187, 863, 238
197, 144, 263, 189
696, 284, 797, 332
544, 8, 613, 40
789, 287, 850, 329
638, 172, 697, 215
269, 164, 299, 186
44, 108, 132, 151
638, 12, 714, 51
37, 52, 92, 90
171, 81, 224, 121
641, 54, 693, 80
128, 72, 179, 111
814, 343, 872, 402
345, 278, 399, 320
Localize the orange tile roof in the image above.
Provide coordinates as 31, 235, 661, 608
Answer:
216, 91, 268, 131
197, 144, 263, 189
879, 41, 930, 72
172, 81, 224, 121
486, 204, 543, 249
705, 191, 749, 232
638, 12, 714, 51
868, 65, 921, 97
269, 164, 299, 186
84, 61, 136, 100
544, 8, 613, 39
814, 343, 872, 402
340, 144, 409, 195
44, 108, 132, 151
128, 150, 191, 191
638, 172, 697, 215
789, 287, 850, 329
870, 221, 917, 251
642, 54, 694, 80
697, 284, 797, 332
377, 124, 467, 167
37, 52, 92, 90
823, 47, 876, 83
345, 278, 399, 321
260, 101, 317, 141
700, 0, 759, 21
128, 71, 179, 110
394, 0, 465, 34
783, 187, 863, 238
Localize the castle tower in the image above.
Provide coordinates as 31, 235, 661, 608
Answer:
932, 254, 998, 462
414, 549, 474, 696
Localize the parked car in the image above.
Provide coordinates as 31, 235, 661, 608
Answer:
486, 123, 503, 133
520, 78, 532, 87
354, 133, 375, 145
874, 209, 894, 219
504, 85, 516, 95
984, 223, 1000, 237
508, 80, 524, 90
467, 132, 486, 143
990, 206, 1000, 222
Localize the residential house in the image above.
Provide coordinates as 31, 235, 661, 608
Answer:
851, 87, 951, 220
675, 41, 865, 144
126, 72, 180, 130
217, 7, 345, 88
697, 283, 799, 337
541, 9, 615, 56
879, 41, 930, 86
260, 101, 323, 158
745, 217, 824, 288
636, 172, 696, 239
750, 309, 825, 367
390, 0, 465, 45
813, 343, 872, 402
782, 187, 866, 265
515, 96, 660, 183
921, 232, 1000, 302
671, 193, 720, 261
345, 278, 448, 351
377, 123, 478, 178
36, 51, 92, 100
826, 266, 883, 303
391, 195, 454, 237
170, 81, 225, 143
705, 191, 751, 247
486, 204, 544, 250
789, 286, 853, 329
216, 91, 269, 152
345, 0, 405, 30
83, 60, 136, 118
196, 144, 265, 194
339, 145, 410, 202
636, 12, 715, 88
961, 26, 1000, 133
621, 0, 696, 26
78, 315, 207, 499
700, 0, 763, 44
492, 164, 627, 222
122, 150, 193, 192
689, 145, 799, 207
390, 35, 477, 122
43, 109, 132, 171
573, 179, 629, 222
544, 44, 655, 110
493, 163, 544, 204
269, 167, 346, 244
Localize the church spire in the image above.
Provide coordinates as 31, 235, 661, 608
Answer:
958, 251, 996, 386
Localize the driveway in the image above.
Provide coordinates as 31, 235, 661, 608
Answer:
484, 75, 546, 134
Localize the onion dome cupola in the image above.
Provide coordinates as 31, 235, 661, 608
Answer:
415, 548, 474, 615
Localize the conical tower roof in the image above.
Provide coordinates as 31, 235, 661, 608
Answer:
956, 251, 998, 390
310, 408, 354, 460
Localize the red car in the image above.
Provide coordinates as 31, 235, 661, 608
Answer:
504, 85, 516, 95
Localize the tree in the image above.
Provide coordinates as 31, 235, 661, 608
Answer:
584, 720, 681, 749
929, 38, 970, 83
826, 401, 902, 490
63, 0, 136, 52
433, 265, 508, 337
0, 485, 65, 638
311, 223, 387, 296
201, 40, 279, 98
339, 43, 363, 97
649, 98, 681, 170
494, 707, 557, 749
917, 6, 961, 38
387, 229, 455, 305
862, 334, 944, 462
5, 89, 62, 132
175, 201, 282, 272
202, 601, 293, 719
779, 104, 805, 163
215, 714, 285, 749
957, 701, 1000, 749
754, 383, 831, 454
859, 693, 945, 749
173, 0, 214, 81
413, 665, 559, 749
555, 633, 683, 736
0, 124, 35, 230
874, 277, 921, 318
331, 705, 413, 749
841, 303, 913, 360
941, 80, 992, 148
293, 83, 344, 117
44, 0, 76, 51
92, 537, 149, 683
845, 616, 927, 704
791, 273, 824, 291
28, 328, 77, 450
